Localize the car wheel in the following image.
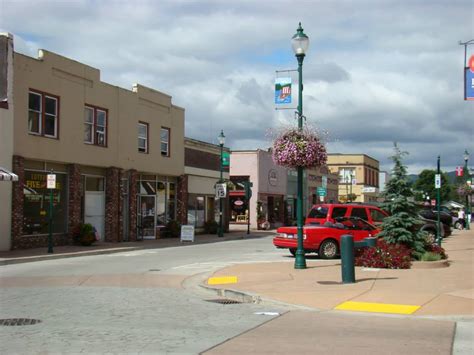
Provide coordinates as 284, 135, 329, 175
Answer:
289, 248, 296, 257
319, 239, 338, 259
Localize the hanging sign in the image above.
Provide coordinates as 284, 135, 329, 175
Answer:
275, 77, 292, 104
435, 174, 441, 189
465, 55, 474, 100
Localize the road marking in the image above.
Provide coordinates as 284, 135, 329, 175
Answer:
207, 276, 238, 285
334, 301, 420, 314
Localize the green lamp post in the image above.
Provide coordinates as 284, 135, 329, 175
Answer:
218, 130, 226, 238
292, 22, 309, 269
464, 149, 471, 230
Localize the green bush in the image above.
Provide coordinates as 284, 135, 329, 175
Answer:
420, 252, 442, 261
203, 220, 218, 234
72, 223, 96, 246
161, 220, 181, 238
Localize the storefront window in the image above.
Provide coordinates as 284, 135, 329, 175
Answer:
156, 182, 166, 226
187, 195, 205, 227
167, 182, 176, 222
23, 171, 67, 235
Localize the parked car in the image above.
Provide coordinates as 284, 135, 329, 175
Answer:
306, 203, 389, 227
418, 207, 452, 237
273, 216, 381, 259
419, 216, 445, 243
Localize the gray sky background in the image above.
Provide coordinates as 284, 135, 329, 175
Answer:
1, 0, 473, 174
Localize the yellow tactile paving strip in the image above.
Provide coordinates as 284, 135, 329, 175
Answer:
207, 276, 238, 285
334, 301, 420, 315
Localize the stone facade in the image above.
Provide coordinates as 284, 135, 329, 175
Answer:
67, 164, 82, 238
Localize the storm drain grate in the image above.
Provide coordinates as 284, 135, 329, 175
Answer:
205, 299, 243, 305
0, 318, 42, 326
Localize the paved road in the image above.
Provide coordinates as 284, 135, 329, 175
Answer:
1, 236, 472, 354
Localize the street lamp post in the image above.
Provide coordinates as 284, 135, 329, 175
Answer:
218, 130, 225, 237
464, 150, 471, 230
292, 22, 309, 269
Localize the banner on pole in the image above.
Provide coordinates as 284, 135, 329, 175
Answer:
465, 54, 474, 100
275, 77, 292, 104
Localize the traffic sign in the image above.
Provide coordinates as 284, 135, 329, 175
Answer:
435, 174, 441, 189
317, 187, 326, 196
47, 174, 56, 189
215, 183, 227, 198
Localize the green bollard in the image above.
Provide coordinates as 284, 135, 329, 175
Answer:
365, 237, 377, 248
341, 234, 355, 284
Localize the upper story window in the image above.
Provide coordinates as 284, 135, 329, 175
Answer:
138, 122, 148, 153
28, 90, 59, 138
161, 127, 170, 157
339, 168, 355, 183
84, 105, 107, 147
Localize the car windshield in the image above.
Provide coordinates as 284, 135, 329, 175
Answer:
308, 206, 328, 218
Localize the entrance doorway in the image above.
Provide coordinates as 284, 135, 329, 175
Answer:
138, 195, 156, 239
85, 191, 105, 241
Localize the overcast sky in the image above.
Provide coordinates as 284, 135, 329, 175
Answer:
1, 0, 473, 174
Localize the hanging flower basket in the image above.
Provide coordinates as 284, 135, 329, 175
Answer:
272, 128, 327, 169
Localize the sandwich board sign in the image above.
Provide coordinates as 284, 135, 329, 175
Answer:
180, 225, 195, 243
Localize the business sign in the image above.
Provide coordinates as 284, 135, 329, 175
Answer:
275, 77, 292, 104
180, 225, 195, 242
465, 54, 474, 100
362, 186, 376, 193
435, 174, 441, 189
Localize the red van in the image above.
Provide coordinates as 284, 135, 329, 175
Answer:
305, 203, 388, 226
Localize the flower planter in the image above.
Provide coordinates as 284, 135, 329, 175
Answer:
411, 260, 450, 269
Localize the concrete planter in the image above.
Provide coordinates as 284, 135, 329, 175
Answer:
411, 259, 450, 269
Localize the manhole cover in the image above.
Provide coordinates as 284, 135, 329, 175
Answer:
0, 318, 42, 326
205, 299, 242, 305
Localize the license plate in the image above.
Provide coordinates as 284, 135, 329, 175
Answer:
287, 234, 294, 239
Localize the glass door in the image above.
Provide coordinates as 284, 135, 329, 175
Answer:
138, 195, 156, 239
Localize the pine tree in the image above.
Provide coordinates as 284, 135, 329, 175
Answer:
378, 143, 427, 254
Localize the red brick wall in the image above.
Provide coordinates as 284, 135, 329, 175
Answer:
105, 167, 121, 242
177, 174, 188, 225
128, 169, 138, 241
67, 164, 82, 239
11, 155, 25, 249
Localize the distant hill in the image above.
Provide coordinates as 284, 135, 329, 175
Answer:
408, 171, 457, 185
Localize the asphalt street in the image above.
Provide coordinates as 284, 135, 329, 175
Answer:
0, 235, 472, 354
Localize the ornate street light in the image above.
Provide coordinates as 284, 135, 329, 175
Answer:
218, 130, 226, 237
292, 23, 309, 269
464, 149, 471, 230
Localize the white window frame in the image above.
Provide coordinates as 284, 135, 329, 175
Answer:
138, 122, 148, 153
339, 168, 355, 183
161, 127, 170, 157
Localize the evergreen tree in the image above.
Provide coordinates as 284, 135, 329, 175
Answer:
378, 143, 427, 254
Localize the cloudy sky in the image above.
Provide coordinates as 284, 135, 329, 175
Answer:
1, 0, 473, 173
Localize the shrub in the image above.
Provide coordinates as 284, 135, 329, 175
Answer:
203, 220, 218, 234
425, 243, 448, 260
420, 252, 442, 261
72, 223, 96, 246
355, 239, 412, 269
161, 220, 181, 238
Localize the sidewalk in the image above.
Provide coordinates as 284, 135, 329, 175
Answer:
0, 229, 274, 265
205, 228, 474, 318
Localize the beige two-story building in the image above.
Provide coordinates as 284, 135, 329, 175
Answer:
327, 154, 380, 203
4, 34, 185, 249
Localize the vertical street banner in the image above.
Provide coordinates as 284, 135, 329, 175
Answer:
274, 70, 298, 111
275, 77, 292, 104
465, 54, 474, 100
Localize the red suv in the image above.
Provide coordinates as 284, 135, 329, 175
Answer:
306, 203, 388, 226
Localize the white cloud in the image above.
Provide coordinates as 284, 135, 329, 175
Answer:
1, 0, 473, 174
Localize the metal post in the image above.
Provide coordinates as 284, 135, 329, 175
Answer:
47, 182, 54, 254
341, 235, 355, 283
294, 53, 306, 269
218, 142, 224, 237
436, 156, 441, 245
